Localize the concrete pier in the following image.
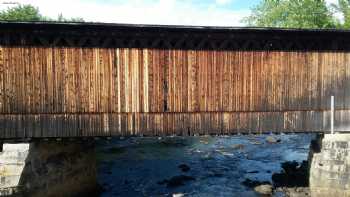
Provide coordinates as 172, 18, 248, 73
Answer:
0, 143, 29, 196
0, 141, 97, 197
309, 134, 350, 197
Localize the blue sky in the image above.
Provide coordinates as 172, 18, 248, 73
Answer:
0, 0, 337, 26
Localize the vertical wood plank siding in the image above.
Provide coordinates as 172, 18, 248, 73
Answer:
0, 47, 349, 138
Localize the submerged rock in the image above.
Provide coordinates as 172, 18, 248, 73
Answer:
158, 175, 195, 188
209, 172, 224, 177
247, 170, 259, 174
254, 184, 273, 195
178, 164, 190, 172
207, 170, 224, 178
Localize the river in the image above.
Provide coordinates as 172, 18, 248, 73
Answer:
96, 134, 315, 197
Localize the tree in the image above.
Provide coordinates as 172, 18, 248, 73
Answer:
242, 0, 336, 28
0, 4, 84, 22
57, 13, 84, 22
0, 4, 44, 21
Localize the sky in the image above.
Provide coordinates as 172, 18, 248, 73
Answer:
0, 0, 342, 26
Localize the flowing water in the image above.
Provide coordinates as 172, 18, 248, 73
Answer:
96, 134, 315, 197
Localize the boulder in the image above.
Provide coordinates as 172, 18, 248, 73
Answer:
241, 178, 270, 188
254, 184, 273, 195
157, 175, 195, 188
178, 164, 190, 172
266, 136, 280, 143
173, 193, 185, 197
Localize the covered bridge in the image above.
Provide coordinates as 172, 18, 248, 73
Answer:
0, 21, 349, 139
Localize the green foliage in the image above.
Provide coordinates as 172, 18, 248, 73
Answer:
242, 0, 336, 28
0, 4, 84, 22
0, 4, 44, 21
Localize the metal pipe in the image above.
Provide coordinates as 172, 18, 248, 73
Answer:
331, 96, 334, 134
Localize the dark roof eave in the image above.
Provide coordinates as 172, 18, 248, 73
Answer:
0, 21, 348, 51
0, 20, 349, 34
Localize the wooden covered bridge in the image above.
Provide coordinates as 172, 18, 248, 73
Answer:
0, 21, 349, 139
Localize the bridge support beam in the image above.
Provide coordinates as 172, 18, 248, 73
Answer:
0, 140, 98, 196
309, 134, 350, 196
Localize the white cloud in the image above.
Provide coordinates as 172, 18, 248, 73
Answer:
0, 0, 250, 26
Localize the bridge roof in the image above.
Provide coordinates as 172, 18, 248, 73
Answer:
0, 21, 350, 51
1, 21, 350, 33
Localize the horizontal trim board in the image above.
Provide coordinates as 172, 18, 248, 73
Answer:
0, 110, 349, 138
1, 109, 350, 115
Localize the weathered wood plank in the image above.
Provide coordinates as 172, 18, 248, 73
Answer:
0, 46, 350, 138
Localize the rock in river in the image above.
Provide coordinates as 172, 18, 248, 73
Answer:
173, 193, 185, 197
178, 164, 191, 172
266, 136, 281, 143
241, 178, 270, 188
231, 144, 245, 150
272, 161, 308, 187
254, 184, 273, 195
158, 175, 195, 188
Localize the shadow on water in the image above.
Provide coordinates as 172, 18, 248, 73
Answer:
96, 134, 315, 197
